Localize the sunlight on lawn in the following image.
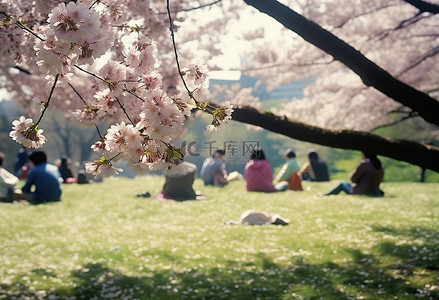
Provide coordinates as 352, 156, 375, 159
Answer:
0, 177, 438, 299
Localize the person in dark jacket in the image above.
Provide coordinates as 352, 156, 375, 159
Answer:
324, 152, 384, 196
299, 151, 330, 182
14, 146, 29, 179
57, 156, 76, 183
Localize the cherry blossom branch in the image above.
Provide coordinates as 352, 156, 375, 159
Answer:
112, 24, 150, 32
115, 97, 134, 125
6, 8, 137, 100
12, 66, 31, 74
166, 1, 208, 111
166, 1, 192, 97
74, 66, 146, 104
15, 18, 45, 41
68, 82, 105, 140
94, 124, 103, 140
10, 73, 59, 148
68, 82, 87, 105
1, 11, 44, 41
176, 0, 222, 13
74, 65, 106, 84
159, 0, 222, 14
89, 0, 101, 10
333, 4, 395, 29
6, 12, 108, 89
396, 46, 439, 77
376, 13, 429, 41
85, 152, 123, 177
8, 12, 120, 97
166, 0, 220, 116
123, 88, 145, 102
4, 13, 114, 95
35, 73, 59, 125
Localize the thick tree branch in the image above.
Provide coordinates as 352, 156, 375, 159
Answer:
243, 0, 439, 127
232, 106, 439, 172
402, 0, 439, 14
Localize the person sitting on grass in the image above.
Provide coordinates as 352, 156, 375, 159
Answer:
57, 156, 77, 184
299, 150, 330, 182
324, 152, 384, 196
244, 148, 276, 192
14, 146, 29, 179
200, 149, 229, 186
16, 151, 62, 204
157, 160, 205, 201
274, 149, 302, 191
0, 152, 19, 203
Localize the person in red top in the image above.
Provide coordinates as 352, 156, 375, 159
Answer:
244, 149, 276, 192
324, 152, 384, 196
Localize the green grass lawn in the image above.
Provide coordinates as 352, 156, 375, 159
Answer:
1, 177, 438, 300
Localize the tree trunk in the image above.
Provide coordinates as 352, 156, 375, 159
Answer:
243, 0, 439, 127
232, 107, 439, 172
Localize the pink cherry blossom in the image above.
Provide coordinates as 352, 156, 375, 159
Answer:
9, 116, 47, 148
85, 159, 122, 178
105, 121, 143, 154
206, 100, 233, 132
185, 63, 209, 89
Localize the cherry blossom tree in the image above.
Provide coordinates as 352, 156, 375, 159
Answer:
233, 0, 439, 171
1, 0, 438, 174
241, 0, 439, 129
0, 0, 233, 177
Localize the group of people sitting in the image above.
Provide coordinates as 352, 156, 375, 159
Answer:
243, 148, 330, 193
0, 146, 385, 205
0, 151, 62, 204
158, 147, 384, 201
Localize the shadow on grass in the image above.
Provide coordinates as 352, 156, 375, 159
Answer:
1, 226, 438, 300
372, 225, 439, 270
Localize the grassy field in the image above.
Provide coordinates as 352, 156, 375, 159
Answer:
0, 176, 438, 300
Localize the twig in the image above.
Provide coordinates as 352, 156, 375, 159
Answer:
74, 65, 107, 84
115, 97, 134, 125
166, 0, 192, 96
16, 19, 45, 41
94, 124, 103, 139
159, 0, 222, 14
69, 82, 105, 140
68, 83, 87, 105
35, 73, 59, 125
124, 88, 145, 102
166, 0, 216, 114
89, 0, 100, 9
372, 111, 419, 131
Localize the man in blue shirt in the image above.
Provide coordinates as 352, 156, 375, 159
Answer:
20, 151, 62, 204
